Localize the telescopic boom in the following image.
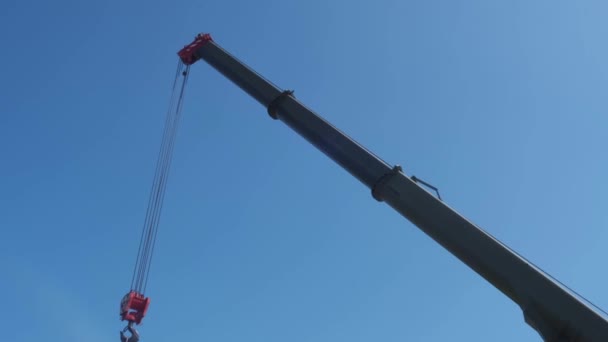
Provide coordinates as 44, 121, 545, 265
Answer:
178, 33, 608, 342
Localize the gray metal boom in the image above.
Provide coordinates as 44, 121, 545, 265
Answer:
183, 34, 608, 341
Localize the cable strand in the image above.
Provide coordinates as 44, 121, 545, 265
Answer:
130, 60, 188, 294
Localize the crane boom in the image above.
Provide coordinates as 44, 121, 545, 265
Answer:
178, 33, 608, 341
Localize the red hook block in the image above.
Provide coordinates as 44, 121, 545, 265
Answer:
120, 291, 150, 325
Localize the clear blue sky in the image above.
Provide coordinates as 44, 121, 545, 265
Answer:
1, 1, 608, 341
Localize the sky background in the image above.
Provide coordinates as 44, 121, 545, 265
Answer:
1, 1, 608, 341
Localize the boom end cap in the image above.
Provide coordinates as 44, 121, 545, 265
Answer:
178, 33, 213, 65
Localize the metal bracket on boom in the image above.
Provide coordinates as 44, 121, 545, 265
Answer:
372, 165, 403, 202
411, 175, 442, 200
267, 90, 295, 119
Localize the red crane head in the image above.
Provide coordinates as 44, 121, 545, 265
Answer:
178, 33, 213, 65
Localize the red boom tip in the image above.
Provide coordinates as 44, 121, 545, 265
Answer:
178, 33, 213, 65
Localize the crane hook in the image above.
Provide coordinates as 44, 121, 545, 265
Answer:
120, 322, 140, 342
